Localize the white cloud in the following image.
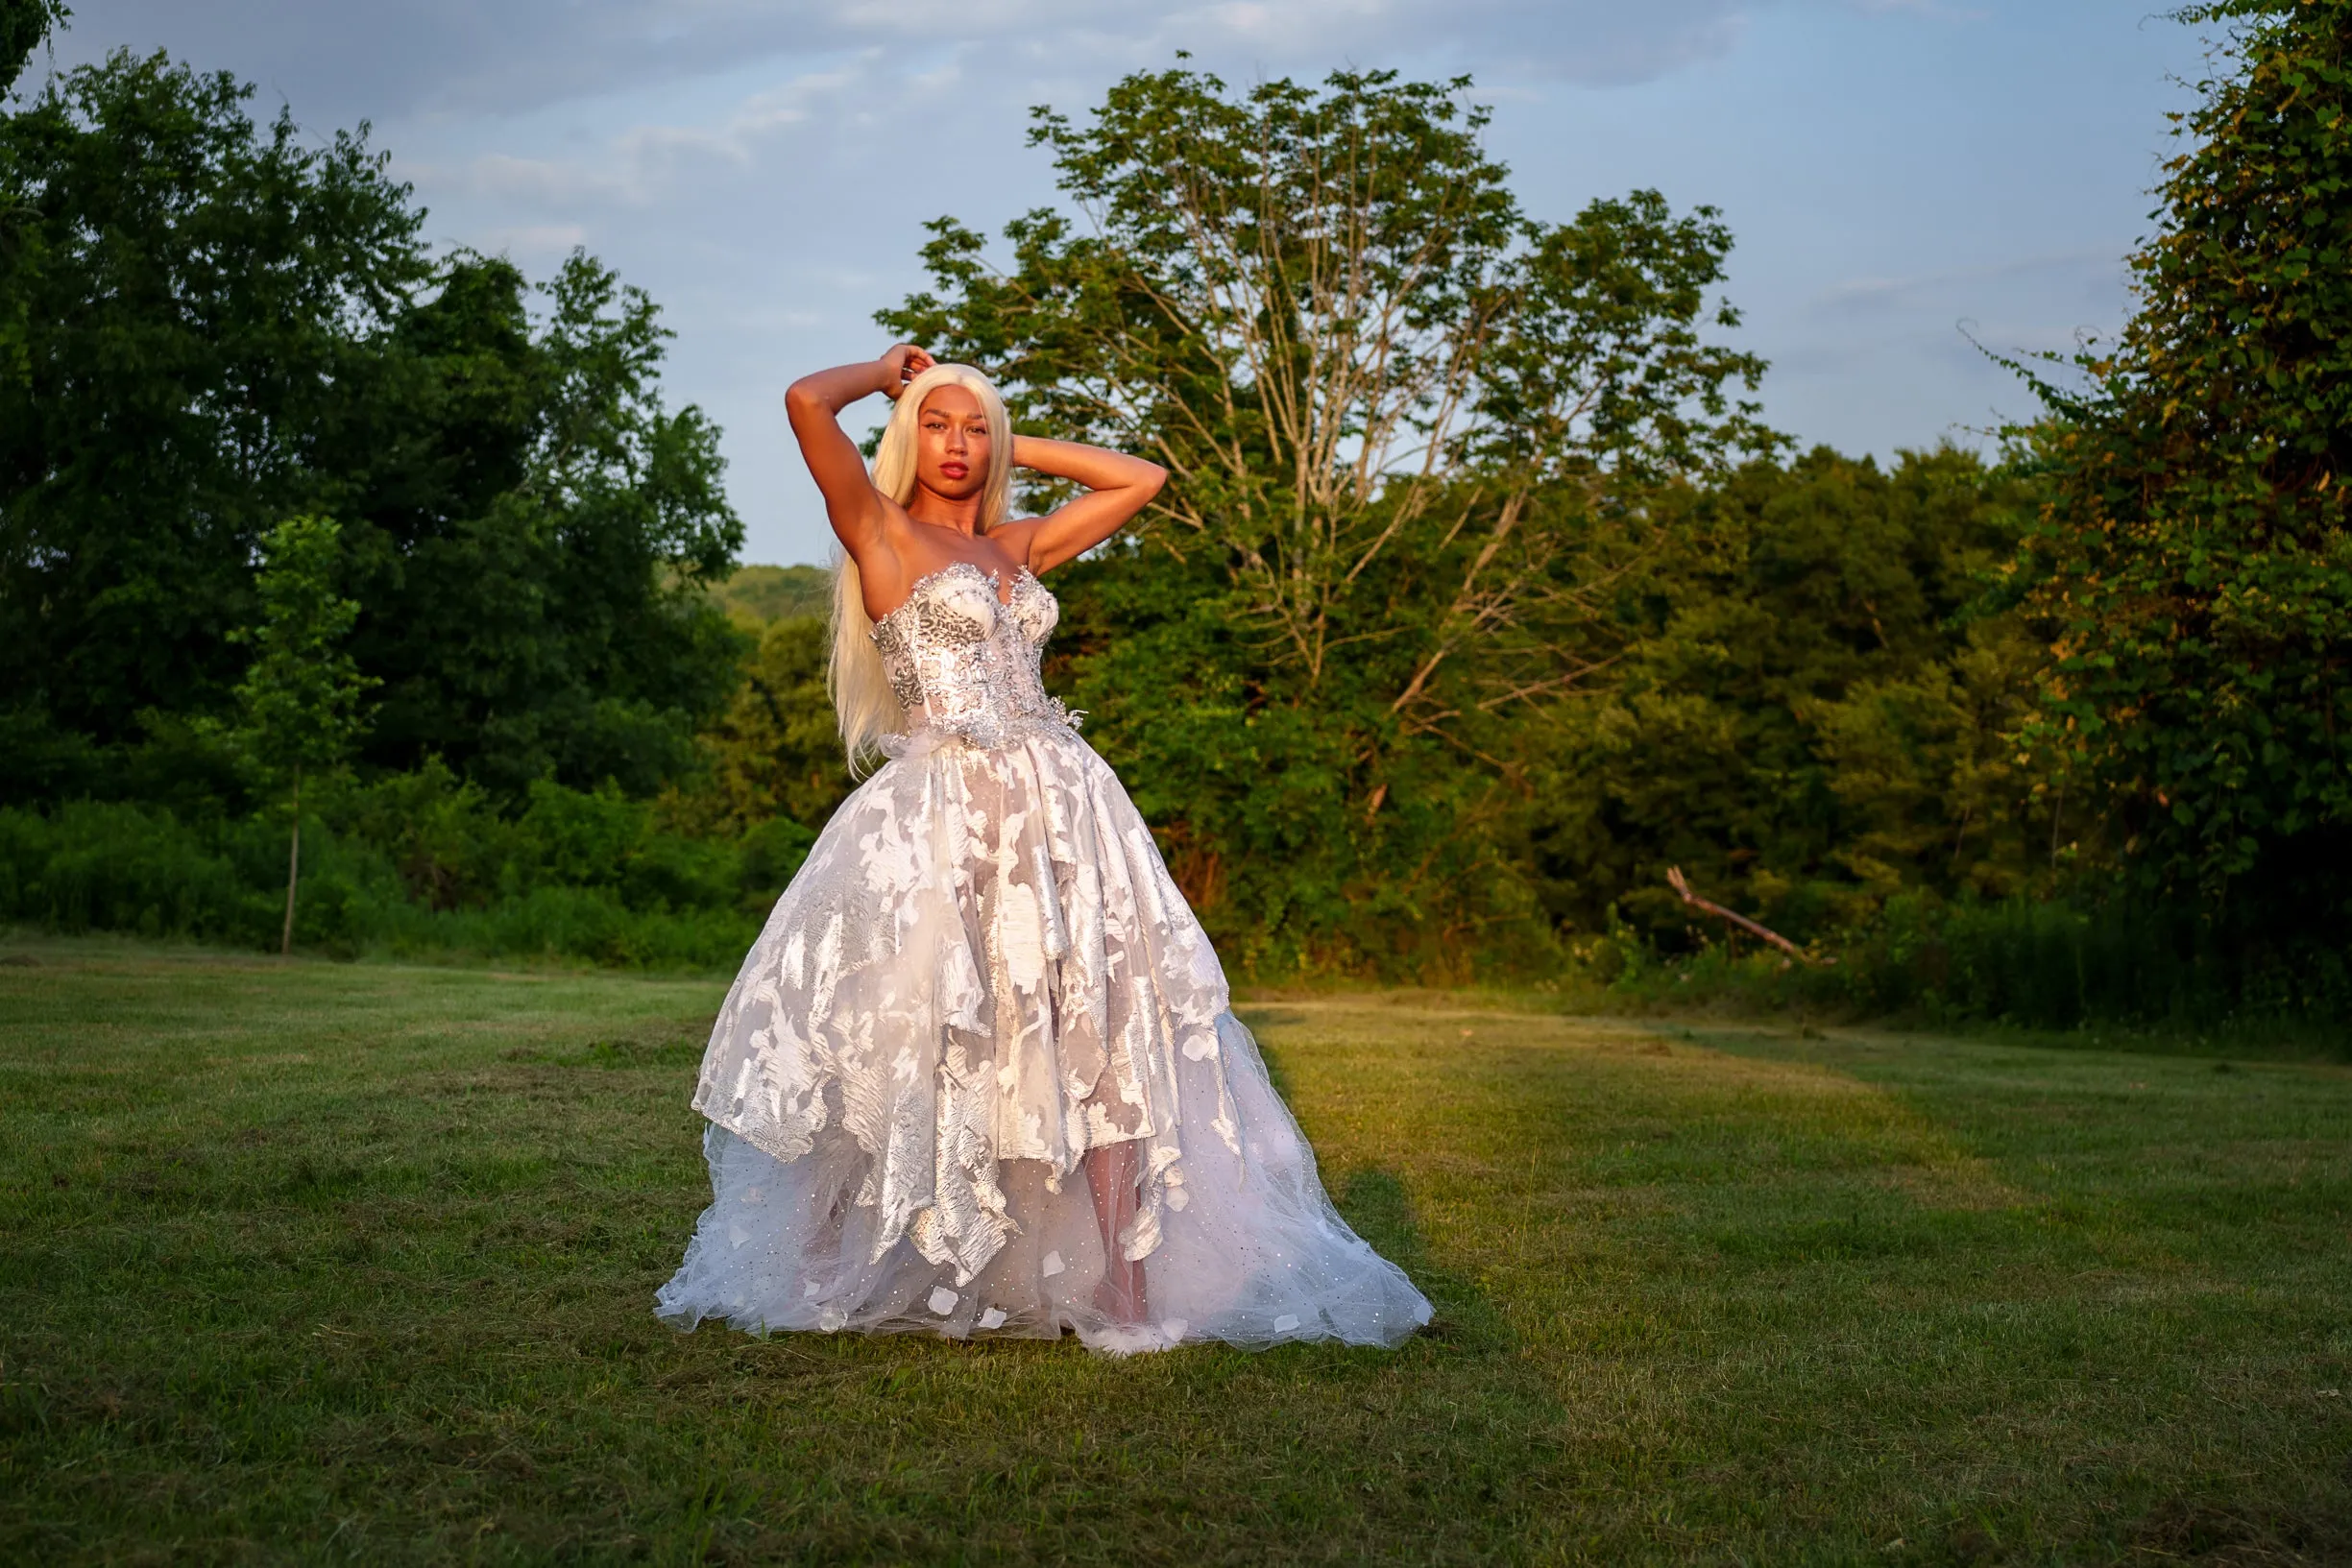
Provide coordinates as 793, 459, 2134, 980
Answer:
1811, 249, 2124, 318
44, 0, 1757, 131
34, 0, 2201, 564
426, 54, 901, 213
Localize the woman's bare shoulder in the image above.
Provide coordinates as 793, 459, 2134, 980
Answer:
984, 517, 1048, 567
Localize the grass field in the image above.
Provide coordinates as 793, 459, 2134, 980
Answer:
3, 936, 2348, 1565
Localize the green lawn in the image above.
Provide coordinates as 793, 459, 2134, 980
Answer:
3, 937, 2347, 1564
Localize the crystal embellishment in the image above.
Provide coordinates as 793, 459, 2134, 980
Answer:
870, 563, 1079, 753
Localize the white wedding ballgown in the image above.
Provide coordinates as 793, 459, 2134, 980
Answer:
656, 561, 1432, 1352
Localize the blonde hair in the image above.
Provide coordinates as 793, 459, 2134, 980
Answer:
829, 363, 1015, 770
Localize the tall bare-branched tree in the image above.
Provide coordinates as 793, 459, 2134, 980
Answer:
889, 65, 1773, 737
885, 64, 1777, 970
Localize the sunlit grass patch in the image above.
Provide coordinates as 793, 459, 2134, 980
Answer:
4, 938, 2348, 1563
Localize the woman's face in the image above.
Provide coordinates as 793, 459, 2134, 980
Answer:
914, 385, 990, 501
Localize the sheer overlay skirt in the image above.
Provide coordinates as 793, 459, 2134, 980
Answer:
656, 727, 1431, 1352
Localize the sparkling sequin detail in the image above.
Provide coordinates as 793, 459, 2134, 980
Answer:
871, 563, 1080, 755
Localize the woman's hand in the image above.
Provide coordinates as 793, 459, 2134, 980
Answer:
877, 344, 935, 400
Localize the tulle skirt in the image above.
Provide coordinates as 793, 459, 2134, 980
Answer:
656, 724, 1431, 1353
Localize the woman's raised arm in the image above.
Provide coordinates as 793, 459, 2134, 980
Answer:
995, 436, 1169, 574
784, 346, 933, 557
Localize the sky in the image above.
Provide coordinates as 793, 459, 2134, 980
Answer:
31, 1, 2208, 566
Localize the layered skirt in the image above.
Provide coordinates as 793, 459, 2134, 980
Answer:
656, 724, 1431, 1352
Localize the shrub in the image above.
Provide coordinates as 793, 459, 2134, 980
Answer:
0, 787, 771, 970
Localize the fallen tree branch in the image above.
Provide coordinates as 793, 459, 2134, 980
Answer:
1665, 867, 1829, 966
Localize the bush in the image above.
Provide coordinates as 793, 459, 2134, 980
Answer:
0, 801, 276, 944
1588, 886, 2352, 1049
0, 781, 787, 970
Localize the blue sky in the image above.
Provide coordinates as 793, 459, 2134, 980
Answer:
34, 1, 2206, 565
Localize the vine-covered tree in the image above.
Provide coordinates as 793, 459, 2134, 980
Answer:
885, 63, 1775, 969
2016, 0, 2352, 904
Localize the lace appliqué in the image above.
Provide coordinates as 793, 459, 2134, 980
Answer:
664, 559, 1436, 1351
691, 560, 1234, 1288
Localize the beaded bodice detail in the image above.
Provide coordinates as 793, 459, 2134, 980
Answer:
871, 562, 1078, 752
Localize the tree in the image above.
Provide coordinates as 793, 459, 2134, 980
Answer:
333, 251, 747, 796
667, 615, 855, 837
1528, 446, 2049, 946
0, 50, 425, 763
708, 564, 833, 623
885, 63, 1774, 971
0, 52, 745, 803
230, 516, 376, 954
0, 0, 66, 93
2013, 0, 2352, 902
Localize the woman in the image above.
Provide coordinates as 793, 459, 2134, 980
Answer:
656, 345, 1432, 1353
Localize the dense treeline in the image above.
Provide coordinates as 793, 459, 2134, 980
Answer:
2003, 0, 2352, 1005
0, 48, 744, 805
1020, 446, 2047, 978
1527, 447, 2054, 936
5, 2, 2350, 1037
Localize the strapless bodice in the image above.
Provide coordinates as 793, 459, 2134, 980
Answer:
870, 561, 1079, 753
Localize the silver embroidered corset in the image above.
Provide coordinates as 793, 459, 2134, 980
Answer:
870, 562, 1080, 752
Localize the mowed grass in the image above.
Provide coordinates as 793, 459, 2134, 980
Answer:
2, 937, 2349, 1565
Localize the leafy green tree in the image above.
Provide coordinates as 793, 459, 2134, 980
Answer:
666, 615, 852, 836
0, 0, 66, 92
230, 516, 376, 954
332, 252, 746, 795
2013, 0, 2352, 901
0, 50, 424, 772
1524, 446, 2048, 946
886, 63, 1773, 972
0, 52, 743, 803
708, 564, 833, 625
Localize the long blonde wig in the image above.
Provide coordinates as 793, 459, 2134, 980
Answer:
829, 362, 1015, 770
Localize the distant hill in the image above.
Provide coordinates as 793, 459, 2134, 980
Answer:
711, 564, 831, 625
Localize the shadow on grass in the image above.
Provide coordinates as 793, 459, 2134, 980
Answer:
499, 1017, 710, 1071
1251, 1006, 1530, 1363
0, 967, 1561, 1558
1317, 1164, 1566, 1529
628, 1159, 1567, 1563
1334, 1165, 1516, 1356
